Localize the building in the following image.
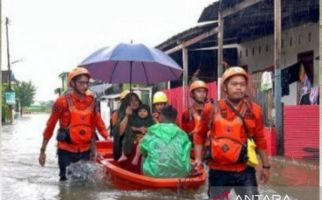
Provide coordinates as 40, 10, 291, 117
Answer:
157, 0, 319, 157
157, 0, 319, 119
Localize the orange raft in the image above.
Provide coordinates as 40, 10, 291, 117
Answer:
95, 141, 206, 190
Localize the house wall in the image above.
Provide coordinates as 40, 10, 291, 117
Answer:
237, 23, 319, 105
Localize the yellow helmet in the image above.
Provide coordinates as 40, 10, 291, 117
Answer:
153, 91, 168, 104
67, 67, 91, 87
119, 90, 130, 100
222, 66, 248, 84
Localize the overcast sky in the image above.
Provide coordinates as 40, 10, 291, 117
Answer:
2, 0, 215, 102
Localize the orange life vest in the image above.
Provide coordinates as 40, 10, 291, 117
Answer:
65, 93, 94, 145
210, 101, 253, 165
182, 102, 212, 142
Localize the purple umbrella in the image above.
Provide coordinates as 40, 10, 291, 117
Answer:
79, 43, 182, 86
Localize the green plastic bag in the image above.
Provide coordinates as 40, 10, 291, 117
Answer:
139, 123, 191, 178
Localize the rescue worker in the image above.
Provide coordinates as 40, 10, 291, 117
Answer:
38, 67, 109, 181
193, 67, 270, 198
181, 80, 212, 142
152, 91, 168, 123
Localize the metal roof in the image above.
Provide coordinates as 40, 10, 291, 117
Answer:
156, 21, 217, 51
198, 0, 319, 43
157, 0, 319, 51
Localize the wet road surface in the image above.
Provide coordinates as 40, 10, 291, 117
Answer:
1, 114, 319, 200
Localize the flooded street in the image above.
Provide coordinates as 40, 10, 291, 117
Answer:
1, 114, 319, 200
1, 114, 207, 200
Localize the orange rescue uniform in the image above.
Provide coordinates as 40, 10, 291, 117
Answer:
181, 102, 212, 136
43, 91, 108, 153
194, 99, 267, 172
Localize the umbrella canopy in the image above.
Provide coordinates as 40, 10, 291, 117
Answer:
79, 43, 182, 85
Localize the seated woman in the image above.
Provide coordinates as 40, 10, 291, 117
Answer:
112, 92, 142, 173
118, 104, 155, 163
135, 105, 191, 178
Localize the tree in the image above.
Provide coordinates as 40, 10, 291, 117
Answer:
14, 81, 36, 115
1, 83, 9, 123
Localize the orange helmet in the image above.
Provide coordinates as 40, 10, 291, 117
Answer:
67, 67, 91, 87
222, 66, 248, 85
189, 80, 208, 93
119, 90, 130, 100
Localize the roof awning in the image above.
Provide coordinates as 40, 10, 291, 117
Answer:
156, 21, 218, 54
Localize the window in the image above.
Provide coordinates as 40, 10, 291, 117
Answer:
308, 32, 311, 42
290, 37, 293, 47
239, 50, 242, 58
252, 47, 255, 56
258, 45, 261, 54
246, 49, 248, 57
298, 35, 301, 45
266, 44, 269, 52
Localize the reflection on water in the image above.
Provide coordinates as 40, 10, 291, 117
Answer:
1, 114, 319, 200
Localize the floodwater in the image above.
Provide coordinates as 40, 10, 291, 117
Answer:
1, 114, 319, 200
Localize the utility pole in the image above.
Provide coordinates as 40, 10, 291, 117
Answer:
274, 0, 283, 155
217, 10, 224, 100
5, 17, 11, 91
182, 47, 188, 114
5, 17, 13, 124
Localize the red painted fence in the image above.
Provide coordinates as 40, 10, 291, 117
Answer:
283, 105, 319, 159
163, 84, 319, 159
